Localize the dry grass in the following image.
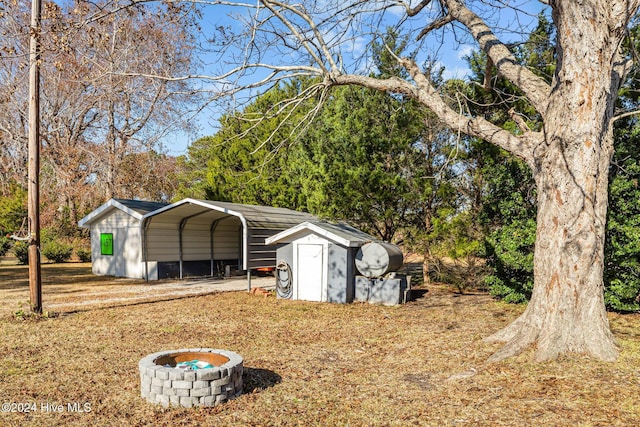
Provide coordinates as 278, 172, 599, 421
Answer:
1, 264, 639, 426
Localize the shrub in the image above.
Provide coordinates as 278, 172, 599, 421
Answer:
483, 219, 536, 304
76, 247, 91, 263
40, 228, 58, 246
13, 241, 29, 264
42, 241, 73, 263
603, 161, 640, 312
428, 211, 487, 293
0, 236, 12, 257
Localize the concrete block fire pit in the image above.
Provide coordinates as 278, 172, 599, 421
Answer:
139, 348, 243, 408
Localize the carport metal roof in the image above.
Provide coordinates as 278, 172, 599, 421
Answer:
141, 198, 317, 272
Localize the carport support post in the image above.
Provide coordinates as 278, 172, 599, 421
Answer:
179, 218, 187, 279
210, 220, 220, 277
142, 217, 150, 281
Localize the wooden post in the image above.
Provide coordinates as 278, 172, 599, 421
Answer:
28, 0, 42, 314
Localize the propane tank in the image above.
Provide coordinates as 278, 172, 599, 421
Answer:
355, 242, 403, 278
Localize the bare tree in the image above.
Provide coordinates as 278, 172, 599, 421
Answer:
0, 0, 30, 194
140, 0, 636, 362
0, 0, 201, 229
50, 1, 201, 202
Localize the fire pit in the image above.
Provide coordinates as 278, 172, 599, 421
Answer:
139, 348, 243, 408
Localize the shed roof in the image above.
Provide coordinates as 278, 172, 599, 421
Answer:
265, 221, 376, 247
78, 198, 169, 228
113, 198, 169, 216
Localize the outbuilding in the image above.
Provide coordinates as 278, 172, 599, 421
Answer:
79, 198, 317, 282
265, 221, 375, 303
78, 198, 169, 278
140, 198, 316, 281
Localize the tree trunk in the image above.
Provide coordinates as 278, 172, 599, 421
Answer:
486, 140, 618, 361
422, 253, 430, 286
486, 2, 625, 361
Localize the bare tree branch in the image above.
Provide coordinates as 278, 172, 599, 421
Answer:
395, 0, 434, 17
442, 0, 551, 115
330, 57, 541, 161
417, 14, 454, 40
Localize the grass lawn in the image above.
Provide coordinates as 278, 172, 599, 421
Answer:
1, 263, 639, 426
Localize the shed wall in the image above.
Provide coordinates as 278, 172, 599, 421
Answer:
275, 244, 294, 299
90, 210, 143, 278
326, 244, 356, 303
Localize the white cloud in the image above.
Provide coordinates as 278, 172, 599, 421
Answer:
441, 64, 471, 80
456, 45, 475, 61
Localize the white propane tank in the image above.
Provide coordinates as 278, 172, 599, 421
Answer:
355, 242, 404, 278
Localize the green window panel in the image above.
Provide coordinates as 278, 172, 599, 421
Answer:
100, 233, 113, 256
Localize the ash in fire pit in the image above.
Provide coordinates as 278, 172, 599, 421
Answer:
139, 348, 243, 408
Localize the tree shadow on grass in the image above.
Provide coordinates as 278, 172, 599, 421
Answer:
243, 367, 282, 393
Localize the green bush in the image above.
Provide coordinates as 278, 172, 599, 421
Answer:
76, 247, 91, 263
603, 160, 640, 312
0, 236, 12, 257
42, 241, 73, 263
483, 219, 536, 304
0, 182, 27, 234
41, 228, 63, 246
13, 241, 29, 265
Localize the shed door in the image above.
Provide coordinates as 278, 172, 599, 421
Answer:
296, 243, 325, 302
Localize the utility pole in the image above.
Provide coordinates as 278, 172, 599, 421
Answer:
28, 0, 42, 314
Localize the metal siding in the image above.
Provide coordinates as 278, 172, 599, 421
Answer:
182, 222, 210, 261
141, 199, 318, 275
213, 219, 241, 260
145, 213, 242, 263
248, 229, 282, 269
145, 222, 180, 262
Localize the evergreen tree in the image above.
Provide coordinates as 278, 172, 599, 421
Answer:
605, 123, 640, 311
304, 29, 460, 286
176, 78, 319, 210
0, 182, 27, 235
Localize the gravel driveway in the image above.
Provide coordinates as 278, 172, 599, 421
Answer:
44, 275, 276, 313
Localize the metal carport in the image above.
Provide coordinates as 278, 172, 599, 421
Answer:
141, 198, 316, 287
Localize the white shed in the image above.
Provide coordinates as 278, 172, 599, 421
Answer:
78, 198, 168, 278
265, 221, 375, 303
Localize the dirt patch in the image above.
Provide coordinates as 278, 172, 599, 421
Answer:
0, 263, 273, 315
